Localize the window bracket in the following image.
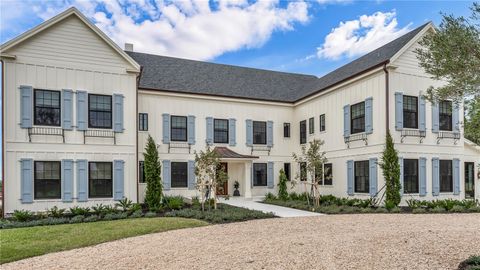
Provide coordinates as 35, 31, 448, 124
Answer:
28, 127, 65, 143
344, 133, 368, 148
168, 142, 191, 153
83, 130, 116, 144
436, 131, 460, 145
250, 145, 271, 155
400, 129, 426, 143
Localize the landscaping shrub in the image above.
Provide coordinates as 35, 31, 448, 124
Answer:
47, 206, 66, 218
115, 198, 133, 212
468, 206, 480, 213
164, 196, 185, 210
389, 207, 402, 213
92, 204, 107, 216
360, 207, 374, 213
69, 206, 91, 216
385, 201, 397, 211
264, 192, 277, 201
84, 215, 99, 223
145, 212, 157, 218
458, 255, 480, 270
380, 132, 401, 207
129, 210, 143, 218
375, 207, 389, 213
430, 206, 447, 213
12, 210, 34, 222
277, 169, 289, 201
69, 215, 85, 224
450, 205, 466, 213
165, 204, 275, 223
412, 208, 427, 214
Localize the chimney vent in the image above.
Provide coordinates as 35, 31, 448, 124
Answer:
124, 43, 133, 52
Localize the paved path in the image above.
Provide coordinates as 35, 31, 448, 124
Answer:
5, 214, 479, 270
220, 197, 323, 217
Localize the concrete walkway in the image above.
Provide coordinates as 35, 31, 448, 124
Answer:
220, 197, 323, 217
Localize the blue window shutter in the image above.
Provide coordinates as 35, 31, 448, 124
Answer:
113, 94, 124, 133
419, 96, 426, 132
61, 89, 73, 130
365, 97, 373, 134
187, 115, 196, 145
347, 160, 354, 195
246, 119, 253, 146
267, 121, 274, 147
419, 157, 427, 196
267, 162, 274, 188
163, 160, 171, 191
114, 160, 124, 200
20, 85, 33, 129
343, 105, 350, 138
453, 158, 460, 195
452, 104, 460, 132
61, 159, 74, 202
20, 158, 33, 203
399, 157, 404, 196
77, 159, 88, 202
188, 160, 196, 190
432, 157, 440, 196
228, 118, 236, 146
76, 91, 87, 131
162, 114, 170, 144
395, 92, 403, 130
432, 103, 439, 133
369, 158, 377, 196
206, 117, 213, 145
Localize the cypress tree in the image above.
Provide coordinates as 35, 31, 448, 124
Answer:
144, 135, 162, 210
278, 169, 289, 201
380, 132, 401, 207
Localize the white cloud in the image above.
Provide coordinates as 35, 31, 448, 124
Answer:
3, 0, 309, 61
316, 11, 410, 60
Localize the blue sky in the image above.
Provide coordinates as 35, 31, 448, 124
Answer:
0, 0, 474, 180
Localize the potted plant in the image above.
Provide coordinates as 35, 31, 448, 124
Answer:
233, 180, 240, 196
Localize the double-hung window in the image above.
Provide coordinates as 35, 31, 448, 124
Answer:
323, 163, 333, 185
403, 96, 418, 129
34, 161, 61, 199
440, 160, 453, 192
89, 162, 113, 198
439, 101, 453, 131
34, 89, 61, 126
139, 113, 148, 131
300, 120, 306, 144
214, 119, 229, 144
284, 123, 291, 138
284, 163, 291, 181
253, 121, 266, 145
89, 94, 112, 129
171, 116, 187, 142
319, 114, 326, 132
354, 160, 369, 193
300, 162, 307, 182
253, 163, 267, 186
351, 102, 365, 134
171, 162, 188, 188
309, 117, 314, 134
139, 161, 145, 183
403, 159, 419, 193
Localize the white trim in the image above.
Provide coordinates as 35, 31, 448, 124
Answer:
389, 22, 435, 63
0, 7, 140, 72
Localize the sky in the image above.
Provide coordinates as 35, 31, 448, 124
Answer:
0, 0, 475, 180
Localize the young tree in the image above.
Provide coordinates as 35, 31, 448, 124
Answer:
379, 132, 401, 207
292, 139, 327, 207
465, 96, 480, 144
144, 135, 163, 210
277, 169, 289, 201
194, 147, 228, 210
415, 2, 480, 103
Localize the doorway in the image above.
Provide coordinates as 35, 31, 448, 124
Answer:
465, 162, 475, 199
216, 163, 228, 196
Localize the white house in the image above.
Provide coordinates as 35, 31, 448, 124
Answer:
1, 8, 478, 215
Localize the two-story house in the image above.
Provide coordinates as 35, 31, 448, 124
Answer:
1, 8, 478, 215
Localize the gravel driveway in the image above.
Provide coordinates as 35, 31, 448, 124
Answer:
4, 214, 479, 270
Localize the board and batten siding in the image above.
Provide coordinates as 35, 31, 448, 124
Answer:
2, 14, 138, 213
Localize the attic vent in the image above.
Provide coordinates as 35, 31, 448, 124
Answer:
124, 43, 133, 52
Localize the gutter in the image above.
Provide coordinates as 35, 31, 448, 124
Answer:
383, 62, 390, 135
1, 59, 4, 218
135, 66, 143, 204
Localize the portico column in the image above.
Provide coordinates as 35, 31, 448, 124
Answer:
244, 161, 252, 198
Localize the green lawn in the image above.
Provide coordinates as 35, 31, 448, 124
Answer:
0, 217, 207, 264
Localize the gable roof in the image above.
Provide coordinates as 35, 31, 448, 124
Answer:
0, 7, 140, 72
128, 22, 431, 103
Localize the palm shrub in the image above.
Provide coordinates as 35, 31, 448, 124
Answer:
144, 135, 163, 210
277, 169, 289, 201
379, 132, 401, 207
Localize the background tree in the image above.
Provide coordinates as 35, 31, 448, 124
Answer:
277, 169, 289, 201
415, 2, 479, 103
194, 147, 228, 210
379, 132, 401, 208
144, 135, 163, 210
464, 97, 480, 144
292, 139, 327, 207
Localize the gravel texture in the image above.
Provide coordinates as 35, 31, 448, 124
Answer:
4, 214, 480, 270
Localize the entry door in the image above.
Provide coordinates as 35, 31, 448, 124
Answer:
216, 163, 228, 196
465, 162, 475, 199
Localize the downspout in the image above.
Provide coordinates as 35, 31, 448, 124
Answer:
1, 60, 4, 218
383, 62, 390, 135
135, 66, 142, 204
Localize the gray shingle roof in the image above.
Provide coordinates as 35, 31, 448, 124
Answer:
127, 23, 429, 103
